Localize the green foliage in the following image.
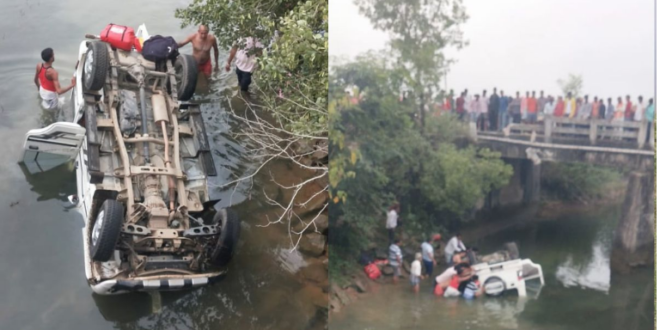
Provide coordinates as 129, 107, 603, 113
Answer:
355, 0, 469, 131
557, 73, 584, 97
176, 0, 302, 50
541, 163, 623, 201
420, 144, 513, 216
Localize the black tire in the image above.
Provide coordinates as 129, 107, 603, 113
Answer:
83, 41, 109, 92
210, 208, 241, 266
90, 200, 124, 262
174, 54, 198, 101
483, 276, 506, 297
504, 242, 520, 260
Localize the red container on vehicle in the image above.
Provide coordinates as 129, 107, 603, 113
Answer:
100, 24, 135, 51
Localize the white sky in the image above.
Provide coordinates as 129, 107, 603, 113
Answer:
330, 0, 656, 99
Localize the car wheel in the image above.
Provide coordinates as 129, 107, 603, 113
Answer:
90, 200, 124, 262
209, 208, 240, 266
174, 54, 198, 101
83, 41, 109, 92
483, 276, 506, 297
504, 242, 520, 260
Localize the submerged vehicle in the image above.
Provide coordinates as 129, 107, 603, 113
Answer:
21, 25, 240, 294
468, 243, 545, 298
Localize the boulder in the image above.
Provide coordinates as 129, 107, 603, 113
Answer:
293, 214, 328, 234
299, 233, 326, 257
299, 260, 329, 288
329, 296, 342, 313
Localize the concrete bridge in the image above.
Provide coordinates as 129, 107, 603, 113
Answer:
472, 118, 655, 274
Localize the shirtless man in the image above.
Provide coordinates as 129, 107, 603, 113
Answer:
177, 25, 219, 76
34, 48, 76, 110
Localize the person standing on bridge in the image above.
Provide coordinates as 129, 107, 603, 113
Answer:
34, 48, 76, 110
624, 95, 634, 121
634, 96, 645, 122
520, 91, 528, 122
527, 91, 538, 123
537, 91, 547, 122
645, 98, 654, 143
606, 98, 615, 121
591, 97, 600, 119
478, 90, 489, 131
178, 25, 220, 76
543, 95, 555, 118
598, 98, 606, 119
565, 92, 577, 118
553, 96, 565, 117
507, 92, 522, 124
498, 90, 510, 130
614, 97, 625, 122
488, 88, 500, 131
456, 91, 466, 121
578, 95, 591, 119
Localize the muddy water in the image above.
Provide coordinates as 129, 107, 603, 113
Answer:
0, 1, 325, 329
330, 205, 654, 330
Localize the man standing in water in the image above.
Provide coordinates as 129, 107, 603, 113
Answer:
34, 48, 75, 110
226, 37, 264, 92
389, 238, 403, 284
421, 233, 441, 279
178, 25, 220, 76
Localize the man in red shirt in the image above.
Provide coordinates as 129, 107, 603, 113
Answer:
624, 95, 633, 121
456, 91, 466, 121
34, 48, 76, 110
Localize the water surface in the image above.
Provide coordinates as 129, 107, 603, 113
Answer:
330, 205, 654, 330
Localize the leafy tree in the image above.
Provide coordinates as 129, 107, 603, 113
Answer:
557, 73, 584, 97
355, 0, 469, 133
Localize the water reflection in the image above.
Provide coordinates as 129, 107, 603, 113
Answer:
555, 242, 610, 293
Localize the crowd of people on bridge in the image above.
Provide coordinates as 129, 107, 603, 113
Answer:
435, 89, 655, 133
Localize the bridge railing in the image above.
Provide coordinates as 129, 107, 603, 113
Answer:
502, 117, 653, 149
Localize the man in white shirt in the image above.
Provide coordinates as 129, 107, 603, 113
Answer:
444, 233, 466, 265
385, 203, 399, 244
225, 37, 264, 92
634, 95, 645, 121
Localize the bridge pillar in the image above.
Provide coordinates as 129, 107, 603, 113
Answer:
611, 171, 655, 274
522, 159, 541, 203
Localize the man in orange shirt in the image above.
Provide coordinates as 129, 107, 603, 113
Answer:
527, 91, 538, 123
591, 97, 600, 119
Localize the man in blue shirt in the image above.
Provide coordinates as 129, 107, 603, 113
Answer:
498, 91, 510, 130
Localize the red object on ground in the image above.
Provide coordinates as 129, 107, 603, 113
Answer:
364, 263, 381, 280
434, 284, 444, 296
100, 24, 136, 51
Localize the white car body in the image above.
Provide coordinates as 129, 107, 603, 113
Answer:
474, 258, 545, 298
22, 25, 232, 294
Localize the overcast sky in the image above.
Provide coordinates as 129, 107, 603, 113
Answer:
330, 0, 655, 99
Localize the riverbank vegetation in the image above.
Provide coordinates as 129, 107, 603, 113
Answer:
328, 53, 513, 281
